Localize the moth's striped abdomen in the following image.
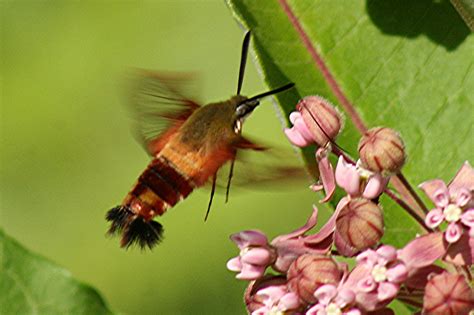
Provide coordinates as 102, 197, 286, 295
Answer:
106, 154, 196, 249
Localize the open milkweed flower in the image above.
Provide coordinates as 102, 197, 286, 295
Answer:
306, 284, 361, 315
335, 157, 389, 200
419, 161, 474, 265
227, 230, 276, 280
245, 276, 302, 315
341, 246, 407, 311
227, 207, 335, 280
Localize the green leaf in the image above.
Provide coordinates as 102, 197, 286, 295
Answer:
0, 229, 113, 315
226, 0, 473, 254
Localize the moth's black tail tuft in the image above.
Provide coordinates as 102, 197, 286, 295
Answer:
106, 205, 164, 250
121, 217, 164, 250
106, 206, 134, 235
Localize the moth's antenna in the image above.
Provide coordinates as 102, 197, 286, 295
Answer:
226, 31, 251, 204
236, 31, 251, 95
204, 173, 217, 221
225, 156, 236, 203
245, 83, 295, 105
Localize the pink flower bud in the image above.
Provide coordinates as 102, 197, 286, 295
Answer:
358, 127, 406, 174
287, 254, 342, 305
335, 198, 384, 256
423, 272, 474, 315
295, 96, 343, 147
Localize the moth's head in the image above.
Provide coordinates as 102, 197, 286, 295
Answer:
229, 95, 260, 134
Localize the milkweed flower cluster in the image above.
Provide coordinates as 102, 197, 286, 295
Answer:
226, 96, 474, 314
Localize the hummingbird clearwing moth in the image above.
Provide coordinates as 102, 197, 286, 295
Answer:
106, 31, 295, 250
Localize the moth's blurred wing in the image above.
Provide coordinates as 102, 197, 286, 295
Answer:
127, 70, 201, 156
215, 139, 312, 193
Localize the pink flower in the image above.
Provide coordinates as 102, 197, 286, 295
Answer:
228, 207, 335, 279
245, 276, 301, 315
227, 231, 275, 280
252, 286, 300, 315
419, 161, 474, 265
306, 284, 361, 315
343, 246, 407, 311
335, 156, 389, 200
285, 111, 316, 147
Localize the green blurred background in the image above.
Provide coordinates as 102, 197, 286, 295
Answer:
1, 1, 323, 314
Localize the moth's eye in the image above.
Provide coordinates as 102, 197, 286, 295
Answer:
236, 100, 259, 119
236, 104, 248, 117
233, 119, 242, 134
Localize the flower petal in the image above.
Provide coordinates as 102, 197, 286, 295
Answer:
363, 173, 388, 199
317, 147, 336, 203
386, 263, 408, 283
241, 248, 272, 265
377, 282, 399, 301
375, 245, 397, 264
455, 188, 471, 207
419, 179, 449, 208
445, 222, 462, 243
444, 232, 474, 265
284, 127, 312, 147
251, 306, 269, 315
278, 292, 300, 311
289, 111, 301, 124
425, 208, 444, 229
448, 161, 474, 202
356, 249, 378, 267
398, 232, 446, 270
226, 257, 242, 272
306, 304, 325, 315
460, 209, 474, 227
354, 291, 381, 312
335, 156, 361, 196
345, 309, 362, 315
357, 275, 377, 292
237, 264, 266, 280
254, 281, 287, 303
305, 198, 348, 244
230, 230, 268, 249
314, 284, 338, 305
336, 288, 355, 307
292, 112, 315, 141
